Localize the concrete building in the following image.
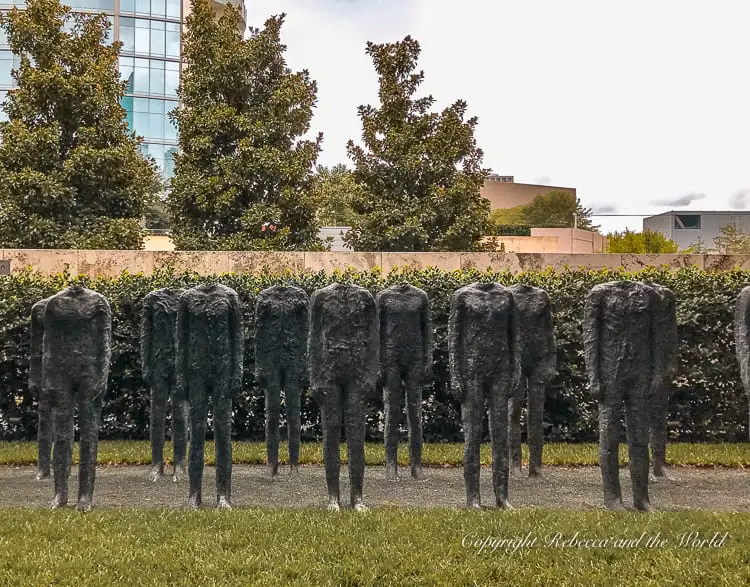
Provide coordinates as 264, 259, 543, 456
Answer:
0, 0, 246, 178
480, 174, 577, 210
643, 210, 750, 250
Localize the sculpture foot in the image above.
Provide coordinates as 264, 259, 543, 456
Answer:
466, 498, 482, 510
76, 497, 93, 513
634, 500, 651, 512
604, 499, 627, 512
268, 463, 280, 479
150, 465, 164, 483
496, 499, 514, 510
326, 498, 341, 513
217, 496, 232, 510
528, 468, 542, 478
172, 463, 186, 483
411, 466, 425, 481
650, 471, 675, 483
353, 500, 369, 513
385, 463, 398, 481
35, 468, 51, 481
187, 494, 201, 510
288, 464, 299, 478
50, 494, 68, 509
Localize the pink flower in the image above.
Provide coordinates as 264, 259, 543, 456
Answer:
270, 224, 276, 231
261, 225, 266, 232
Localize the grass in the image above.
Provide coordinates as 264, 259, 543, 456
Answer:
0, 441, 747, 468
0, 508, 746, 585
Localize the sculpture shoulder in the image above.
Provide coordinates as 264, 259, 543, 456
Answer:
31, 297, 50, 320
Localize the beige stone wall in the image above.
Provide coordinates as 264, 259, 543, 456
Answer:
4, 249, 750, 277
530, 228, 608, 253
481, 236, 559, 253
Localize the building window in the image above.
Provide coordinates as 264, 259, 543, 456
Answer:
120, 57, 179, 97
123, 96, 178, 140
63, 0, 115, 11
120, 18, 180, 58
674, 214, 701, 229
121, 0, 181, 20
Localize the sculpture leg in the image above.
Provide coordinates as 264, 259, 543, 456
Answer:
187, 381, 209, 510
213, 385, 233, 510
345, 383, 367, 511
149, 380, 168, 482
263, 373, 282, 478
507, 376, 524, 475
383, 368, 402, 480
171, 390, 189, 483
598, 395, 625, 511
527, 376, 546, 477
625, 387, 650, 511
321, 385, 342, 511
50, 383, 74, 509
285, 379, 302, 475
649, 384, 670, 479
404, 367, 424, 480
462, 386, 483, 509
36, 387, 52, 480
488, 378, 512, 509
77, 393, 102, 512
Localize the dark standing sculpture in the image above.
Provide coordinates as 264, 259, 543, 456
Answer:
308, 283, 379, 512
449, 282, 521, 509
645, 282, 678, 480
376, 283, 432, 481
584, 280, 662, 511
734, 286, 750, 441
43, 286, 112, 511
507, 284, 556, 477
30, 296, 53, 480
176, 284, 243, 510
140, 287, 188, 483
254, 285, 309, 477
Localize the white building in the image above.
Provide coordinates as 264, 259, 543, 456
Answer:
643, 211, 750, 250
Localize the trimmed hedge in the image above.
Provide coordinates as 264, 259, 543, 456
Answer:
0, 266, 748, 442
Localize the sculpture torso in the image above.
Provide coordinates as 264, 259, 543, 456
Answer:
314, 283, 376, 373
509, 284, 555, 373
377, 284, 428, 367
456, 283, 515, 378
594, 281, 654, 375
254, 285, 308, 374
181, 284, 238, 377
143, 288, 183, 378
43, 286, 111, 376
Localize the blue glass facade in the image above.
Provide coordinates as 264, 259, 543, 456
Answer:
0, 0, 180, 177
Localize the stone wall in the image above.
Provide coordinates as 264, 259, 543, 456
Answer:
3, 249, 750, 277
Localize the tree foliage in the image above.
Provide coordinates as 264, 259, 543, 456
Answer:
606, 229, 680, 253
0, 0, 159, 249
345, 36, 491, 252
167, 4, 323, 250
309, 164, 363, 227
712, 223, 750, 254
521, 191, 595, 230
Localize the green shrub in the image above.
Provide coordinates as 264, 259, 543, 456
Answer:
0, 266, 748, 442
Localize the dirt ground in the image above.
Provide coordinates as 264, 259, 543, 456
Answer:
0, 465, 747, 511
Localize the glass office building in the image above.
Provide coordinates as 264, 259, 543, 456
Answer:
0, 0, 246, 178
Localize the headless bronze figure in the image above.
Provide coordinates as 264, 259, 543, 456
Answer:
376, 283, 432, 481
507, 284, 556, 477
449, 282, 521, 509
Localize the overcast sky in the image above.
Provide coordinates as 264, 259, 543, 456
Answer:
245, 0, 750, 233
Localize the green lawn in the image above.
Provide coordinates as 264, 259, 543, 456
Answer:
0, 509, 746, 586
0, 440, 747, 468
